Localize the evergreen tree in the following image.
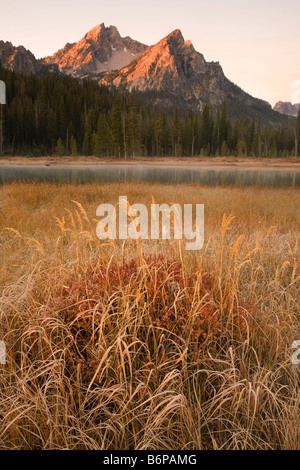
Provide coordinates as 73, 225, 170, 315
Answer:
201, 104, 213, 155
47, 109, 57, 154
82, 129, 92, 156
172, 110, 181, 156
55, 138, 65, 157
0, 63, 296, 159
126, 94, 141, 157
70, 135, 77, 157
111, 94, 124, 158
295, 108, 300, 156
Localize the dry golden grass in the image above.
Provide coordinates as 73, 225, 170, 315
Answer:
0, 182, 299, 450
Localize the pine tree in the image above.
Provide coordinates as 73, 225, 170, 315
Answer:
111, 94, 124, 158
70, 135, 77, 157
154, 119, 163, 156
82, 130, 92, 156
0, 102, 4, 156
126, 94, 141, 157
92, 114, 108, 156
257, 119, 262, 157
295, 107, 300, 156
55, 138, 65, 157
201, 104, 213, 155
0, 63, 297, 159
172, 110, 181, 157
182, 109, 195, 157
221, 140, 228, 157
47, 109, 57, 154
219, 102, 229, 146
237, 139, 244, 157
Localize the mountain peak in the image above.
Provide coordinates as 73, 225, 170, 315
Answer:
168, 28, 183, 38
0, 40, 43, 74
164, 29, 185, 46
100, 28, 206, 92
85, 23, 106, 42
0, 26, 290, 126
273, 101, 300, 117
42, 23, 147, 77
152, 29, 196, 58
84, 23, 122, 44
99, 28, 286, 125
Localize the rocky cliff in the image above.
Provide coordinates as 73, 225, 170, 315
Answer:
100, 29, 288, 125
0, 40, 43, 74
41, 23, 148, 77
273, 101, 300, 117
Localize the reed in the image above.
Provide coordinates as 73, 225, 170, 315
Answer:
0, 182, 299, 450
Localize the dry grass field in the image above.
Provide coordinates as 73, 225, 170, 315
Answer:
0, 182, 299, 450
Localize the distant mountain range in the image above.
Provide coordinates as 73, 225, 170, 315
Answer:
273, 101, 300, 118
0, 23, 295, 126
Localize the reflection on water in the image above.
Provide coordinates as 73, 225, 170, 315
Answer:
0, 164, 300, 187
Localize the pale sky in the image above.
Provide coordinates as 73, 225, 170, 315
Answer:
0, 0, 299, 106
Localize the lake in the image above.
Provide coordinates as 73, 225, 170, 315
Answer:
0, 164, 300, 187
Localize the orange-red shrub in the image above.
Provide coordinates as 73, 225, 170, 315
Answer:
26, 255, 255, 385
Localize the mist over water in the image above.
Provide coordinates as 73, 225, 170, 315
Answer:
1, 164, 300, 187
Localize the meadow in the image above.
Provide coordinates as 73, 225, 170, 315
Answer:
0, 181, 299, 450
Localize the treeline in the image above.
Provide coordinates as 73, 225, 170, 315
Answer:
0, 64, 299, 157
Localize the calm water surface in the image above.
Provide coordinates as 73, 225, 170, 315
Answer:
0, 164, 300, 187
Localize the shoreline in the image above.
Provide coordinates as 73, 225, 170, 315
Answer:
1, 155, 300, 170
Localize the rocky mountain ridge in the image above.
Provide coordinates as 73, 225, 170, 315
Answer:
100, 29, 289, 124
0, 40, 45, 74
41, 23, 148, 77
273, 101, 300, 117
0, 24, 295, 125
